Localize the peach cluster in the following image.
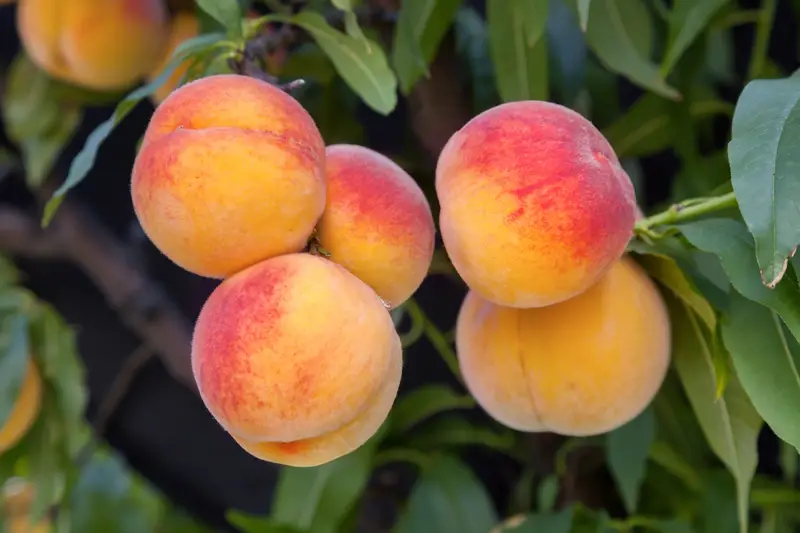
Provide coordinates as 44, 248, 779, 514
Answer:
440, 101, 671, 435
130, 74, 435, 466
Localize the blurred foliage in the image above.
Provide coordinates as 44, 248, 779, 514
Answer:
2, 0, 800, 532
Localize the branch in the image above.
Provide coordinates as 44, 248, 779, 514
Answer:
0, 197, 196, 391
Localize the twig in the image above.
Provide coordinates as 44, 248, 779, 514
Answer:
74, 345, 155, 467
0, 197, 196, 391
92, 345, 155, 435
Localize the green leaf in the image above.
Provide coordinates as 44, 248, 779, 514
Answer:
536, 475, 558, 512
661, 0, 731, 76
578, 0, 592, 30
546, 0, 588, 107
631, 250, 717, 331
29, 305, 87, 456
727, 75, 800, 288
721, 291, 800, 452
487, 0, 549, 102
388, 385, 476, 436
680, 219, 800, 346
392, 0, 462, 94
271, 11, 397, 115
602, 92, 732, 158
41, 32, 228, 226
667, 293, 761, 533
1, 53, 82, 187
395, 455, 498, 533
24, 108, 82, 187
580, 0, 680, 100
70, 450, 160, 533
25, 399, 67, 522
226, 512, 307, 533
196, 0, 243, 39
0, 314, 31, 428
279, 44, 337, 85
405, 416, 518, 455
454, 7, 499, 113
493, 507, 574, 532
269, 430, 382, 533
605, 406, 655, 514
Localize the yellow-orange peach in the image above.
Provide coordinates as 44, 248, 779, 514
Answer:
317, 145, 435, 308
456, 256, 670, 436
0, 359, 42, 454
132, 74, 327, 278
147, 11, 199, 105
436, 101, 638, 308
191, 253, 402, 467
2, 478, 50, 533
18, 0, 169, 91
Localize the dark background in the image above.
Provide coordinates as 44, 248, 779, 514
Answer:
0, 0, 795, 529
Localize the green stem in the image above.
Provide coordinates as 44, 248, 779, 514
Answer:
747, 0, 777, 80
404, 299, 463, 385
373, 448, 430, 470
634, 191, 738, 237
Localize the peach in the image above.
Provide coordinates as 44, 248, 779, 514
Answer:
147, 11, 199, 105
316, 145, 435, 308
131, 74, 327, 278
0, 359, 42, 454
436, 100, 638, 308
191, 253, 402, 467
455, 256, 670, 436
17, 0, 170, 91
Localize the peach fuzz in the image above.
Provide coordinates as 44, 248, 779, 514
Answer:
436, 100, 638, 308
147, 11, 199, 105
455, 256, 670, 436
191, 253, 402, 467
131, 74, 327, 278
17, 0, 169, 91
317, 145, 435, 308
0, 359, 42, 454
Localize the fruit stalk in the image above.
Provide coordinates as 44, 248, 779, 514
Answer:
634, 191, 738, 238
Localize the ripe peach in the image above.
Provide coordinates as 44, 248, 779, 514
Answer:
191, 253, 402, 467
131, 74, 327, 278
436, 100, 638, 308
455, 256, 670, 436
0, 359, 42, 454
316, 145, 435, 308
17, 0, 170, 91
147, 11, 199, 105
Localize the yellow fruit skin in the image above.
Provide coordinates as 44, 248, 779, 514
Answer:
317, 144, 436, 308
17, 0, 169, 90
456, 256, 671, 436
0, 359, 42, 453
191, 253, 403, 467
131, 74, 327, 278
147, 11, 199, 104
436, 100, 637, 308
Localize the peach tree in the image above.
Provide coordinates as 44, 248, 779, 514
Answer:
0, 0, 800, 532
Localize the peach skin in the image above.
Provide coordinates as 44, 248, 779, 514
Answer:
317, 145, 435, 308
191, 253, 403, 467
455, 256, 671, 436
131, 74, 327, 278
18, 0, 170, 91
436, 100, 638, 308
0, 358, 42, 454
